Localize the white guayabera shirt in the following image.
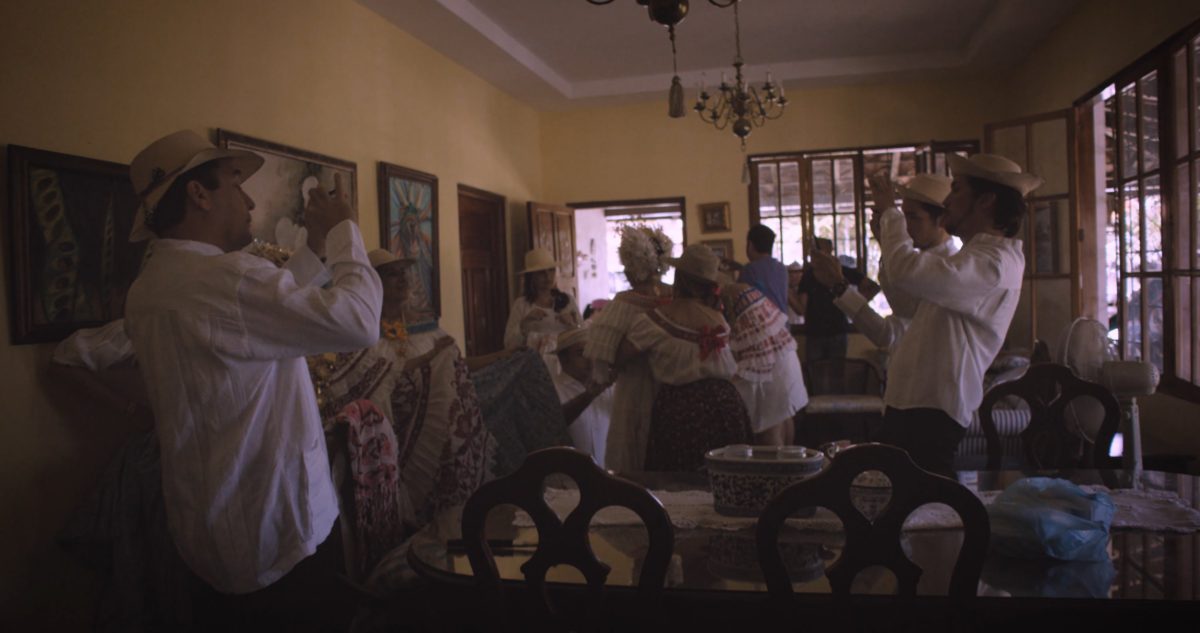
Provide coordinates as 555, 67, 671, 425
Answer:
834, 237, 959, 351
124, 220, 382, 593
868, 207, 1024, 428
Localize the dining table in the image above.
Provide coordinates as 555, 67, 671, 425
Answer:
405, 467, 1200, 630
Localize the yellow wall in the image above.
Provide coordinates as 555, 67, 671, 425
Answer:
0, 0, 542, 624
541, 78, 1005, 252
1001, 0, 1200, 118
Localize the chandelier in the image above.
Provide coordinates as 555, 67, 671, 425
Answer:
693, 1, 786, 148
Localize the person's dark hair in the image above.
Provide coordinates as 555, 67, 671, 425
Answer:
965, 176, 1026, 238
522, 271, 570, 311
673, 270, 720, 310
919, 201, 945, 222
146, 160, 223, 234
747, 224, 776, 254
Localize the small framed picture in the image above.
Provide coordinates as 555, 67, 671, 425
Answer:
377, 162, 440, 332
702, 239, 735, 261
699, 201, 731, 233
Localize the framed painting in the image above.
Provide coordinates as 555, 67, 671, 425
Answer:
702, 239, 735, 261
699, 201, 731, 233
215, 130, 357, 249
377, 162, 439, 332
6, 145, 147, 344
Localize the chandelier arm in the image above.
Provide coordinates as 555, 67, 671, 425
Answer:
707, 0, 738, 7
585, 0, 617, 4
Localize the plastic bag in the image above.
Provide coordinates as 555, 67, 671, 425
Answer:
987, 477, 1115, 561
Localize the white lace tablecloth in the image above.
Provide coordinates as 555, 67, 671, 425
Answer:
513, 486, 1200, 533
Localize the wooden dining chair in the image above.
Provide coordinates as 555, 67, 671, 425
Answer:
756, 443, 989, 599
460, 447, 675, 632
979, 362, 1121, 470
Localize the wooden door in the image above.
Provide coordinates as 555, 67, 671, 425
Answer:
985, 110, 1077, 351
458, 185, 508, 356
526, 201, 578, 301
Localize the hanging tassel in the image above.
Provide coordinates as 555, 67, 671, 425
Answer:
741, 152, 750, 184
669, 75, 685, 118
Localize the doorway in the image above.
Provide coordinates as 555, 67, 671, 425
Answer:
569, 197, 686, 312
457, 185, 508, 356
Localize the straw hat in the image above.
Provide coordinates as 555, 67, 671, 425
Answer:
787, 261, 803, 272
128, 130, 264, 242
896, 173, 951, 208
666, 244, 720, 283
556, 327, 589, 352
368, 248, 415, 270
948, 153, 1044, 197
520, 248, 558, 274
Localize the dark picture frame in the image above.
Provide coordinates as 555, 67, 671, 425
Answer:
702, 239, 735, 261
216, 130, 357, 248
377, 162, 439, 332
699, 201, 731, 233
6, 145, 147, 344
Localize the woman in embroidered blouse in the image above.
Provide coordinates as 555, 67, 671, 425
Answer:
720, 281, 809, 446
618, 244, 753, 471
584, 225, 673, 471
503, 248, 581, 354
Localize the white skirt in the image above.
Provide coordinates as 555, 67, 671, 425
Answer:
734, 349, 808, 433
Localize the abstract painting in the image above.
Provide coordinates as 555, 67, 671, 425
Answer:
377, 162, 439, 332
6, 145, 147, 344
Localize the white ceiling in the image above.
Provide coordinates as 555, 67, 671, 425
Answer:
358, 0, 1081, 111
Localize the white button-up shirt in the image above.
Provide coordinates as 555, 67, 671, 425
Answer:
124, 220, 382, 593
867, 207, 1024, 427
834, 237, 959, 351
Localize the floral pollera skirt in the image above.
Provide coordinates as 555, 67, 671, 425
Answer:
644, 378, 753, 471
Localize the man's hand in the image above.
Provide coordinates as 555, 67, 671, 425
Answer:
868, 172, 897, 214
305, 173, 356, 256
810, 252, 846, 289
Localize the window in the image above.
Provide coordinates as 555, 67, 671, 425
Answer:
1078, 19, 1200, 397
749, 141, 976, 315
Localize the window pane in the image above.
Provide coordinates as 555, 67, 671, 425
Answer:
813, 159, 832, 215
1140, 71, 1159, 173
1175, 277, 1192, 382
1176, 163, 1192, 271
1146, 277, 1164, 372
1120, 83, 1138, 176
1124, 277, 1142, 361
1032, 118, 1069, 196
780, 215, 805, 265
834, 158, 855, 212
1173, 48, 1188, 160
1105, 95, 1117, 184
813, 214, 834, 242
757, 163, 779, 216
1123, 181, 1142, 272
1105, 190, 1120, 338
1144, 175, 1163, 272
780, 162, 801, 217
837, 215, 858, 266
1194, 277, 1200, 383
992, 125, 1028, 172
1194, 38, 1200, 152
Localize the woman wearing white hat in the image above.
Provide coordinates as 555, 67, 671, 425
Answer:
503, 248, 581, 354
584, 225, 674, 471
618, 244, 752, 471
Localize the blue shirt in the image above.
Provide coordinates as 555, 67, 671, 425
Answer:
738, 257, 788, 313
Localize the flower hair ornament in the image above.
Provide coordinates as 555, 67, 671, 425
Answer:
618, 224, 675, 283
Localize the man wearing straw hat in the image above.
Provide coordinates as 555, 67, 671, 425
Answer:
122, 130, 382, 615
850, 155, 1042, 478
810, 173, 958, 351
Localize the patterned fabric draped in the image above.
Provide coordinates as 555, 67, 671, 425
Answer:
468, 347, 571, 477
